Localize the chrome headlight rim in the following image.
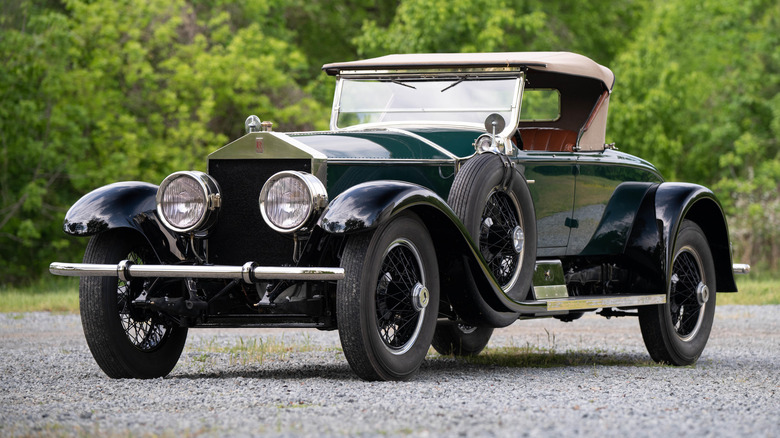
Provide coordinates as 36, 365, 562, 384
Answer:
156, 171, 221, 233
474, 133, 508, 154
259, 171, 328, 234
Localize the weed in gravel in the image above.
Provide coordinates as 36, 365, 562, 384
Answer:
189, 334, 321, 367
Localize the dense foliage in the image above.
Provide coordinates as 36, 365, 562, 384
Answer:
1, 0, 777, 285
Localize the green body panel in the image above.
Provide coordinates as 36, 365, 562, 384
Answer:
517, 150, 662, 257
521, 155, 578, 253
208, 126, 664, 258
327, 163, 455, 199
402, 127, 484, 158
290, 130, 457, 160
569, 155, 663, 255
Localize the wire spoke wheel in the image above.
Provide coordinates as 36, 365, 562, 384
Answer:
638, 220, 716, 366
337, 212, 439, 381
480, 189, 524, 289
116, 251, 170, 352
80, 229, 187, 378
375, 239, 426, 354
669, 248, 706, 340
446, 153, 536, 312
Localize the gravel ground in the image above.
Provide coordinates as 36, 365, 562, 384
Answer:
1, 305, 777, 437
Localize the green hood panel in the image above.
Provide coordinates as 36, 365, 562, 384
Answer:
291, 132, 445, 160
400, 127, 484, 158
290, 128, 479, 160
209, 127, 483, 162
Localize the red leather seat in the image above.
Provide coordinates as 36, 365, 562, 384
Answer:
518, 128, 577, 152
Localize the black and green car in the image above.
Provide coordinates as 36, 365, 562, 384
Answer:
51, 52, 748, 381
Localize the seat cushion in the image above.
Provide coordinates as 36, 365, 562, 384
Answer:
518, 128, 577, 152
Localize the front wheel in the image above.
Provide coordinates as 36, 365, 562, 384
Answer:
80, 229, 188, 378
337, 212, 440, 381
638, 220, 716, 365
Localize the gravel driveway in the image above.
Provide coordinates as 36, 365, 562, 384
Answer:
1, 305, 777, 437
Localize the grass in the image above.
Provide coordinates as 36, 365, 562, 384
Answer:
0, 277, 79, 313
190, 334, 317, 366
1, 269, 777, 314
722, 272, 780, 305
186, 334, 322, 373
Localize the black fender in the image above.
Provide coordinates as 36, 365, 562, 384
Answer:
63, 182, 185, 263
625, 182, 737, 294
580, 182, 657, 257
318, 180, 537, 327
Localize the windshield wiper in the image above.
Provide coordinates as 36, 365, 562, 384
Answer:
389, 79, 416, 89
441, 75, 470, 92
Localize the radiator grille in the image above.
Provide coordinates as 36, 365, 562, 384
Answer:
207, 159, 311, 266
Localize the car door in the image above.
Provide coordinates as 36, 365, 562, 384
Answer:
522, 154, 577, 257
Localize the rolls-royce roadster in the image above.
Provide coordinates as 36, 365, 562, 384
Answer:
50, 52, 748, 381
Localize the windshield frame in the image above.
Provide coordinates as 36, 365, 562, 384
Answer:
330, 69, 525, 138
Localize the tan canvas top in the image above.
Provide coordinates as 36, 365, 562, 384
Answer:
322, 51, 615, 91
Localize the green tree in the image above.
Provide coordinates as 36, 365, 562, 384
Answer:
354, 0, 648, 65
608, 0, 780, 268
0, 0, 327, 284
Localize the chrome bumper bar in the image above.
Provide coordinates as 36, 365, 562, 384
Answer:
733, 264, 751, 274
49, 261, 345, 283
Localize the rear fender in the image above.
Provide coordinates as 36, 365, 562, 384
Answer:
626, 183, 737, 294
318, 181, 528, 326
63, 182, 186, 263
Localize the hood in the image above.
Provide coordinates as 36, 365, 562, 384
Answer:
209, 127, 482, 162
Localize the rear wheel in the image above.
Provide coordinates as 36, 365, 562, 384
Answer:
337, 212, 439, 381
80, 229, 187, 378
432, 323, 493, 356
639, 220, 716, 365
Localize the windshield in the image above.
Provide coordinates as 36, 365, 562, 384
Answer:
334, 76, 521, 129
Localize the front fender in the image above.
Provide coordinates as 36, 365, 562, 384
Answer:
319, 181, 448, 233
63, 182, 185, 263
318, 181, 539, 325
626, 183, 737, 294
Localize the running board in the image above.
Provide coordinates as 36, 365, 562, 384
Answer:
520, 294, 666, 312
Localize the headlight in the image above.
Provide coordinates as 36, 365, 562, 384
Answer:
259, 171, 328, 233
156, 171, 221, 233
473, 134, 507, 154
474, 134, 495, 153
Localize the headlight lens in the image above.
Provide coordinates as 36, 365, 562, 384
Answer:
260, 171, 327, 233
156, 171, 221, 233
474, 134, 494, 152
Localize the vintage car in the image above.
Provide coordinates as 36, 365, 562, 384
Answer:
51, 52, 748, 381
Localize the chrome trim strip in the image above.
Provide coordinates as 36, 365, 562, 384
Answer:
271, 132, 328, 160
325, 159, 455, 166
338, 121, 485, 131
732, 264, 751, 274
336, 67, 528, 75
384, 127, 459, 160
50, 262, 345, 282
542, 294, 666, 311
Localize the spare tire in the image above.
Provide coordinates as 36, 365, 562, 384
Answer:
449, 153, 537, 308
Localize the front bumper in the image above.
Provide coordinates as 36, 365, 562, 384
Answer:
49, 261, 345, 283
